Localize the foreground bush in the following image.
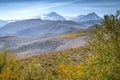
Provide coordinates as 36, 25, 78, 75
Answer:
0, 47, 88, 80
82, 10, 120, 80
0, 50, 21, 80
58, 64, 83, 79
0, 51, 41, 80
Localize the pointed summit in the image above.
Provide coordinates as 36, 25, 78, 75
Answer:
86, 12, 101, 20
48, 12, 58, 16
41, 12, 66, 21
73, 12, 102, 22
88, 12, 97, 15
86, 12, 98, 18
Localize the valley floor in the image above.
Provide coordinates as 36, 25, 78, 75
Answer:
0, 29, 90, 56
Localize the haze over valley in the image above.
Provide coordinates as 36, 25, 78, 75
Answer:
0, 11, 102, 55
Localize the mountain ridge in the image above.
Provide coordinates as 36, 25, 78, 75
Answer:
0, 19, 85, 36
40, 12, 66, 21
72, 12, 102, 22
0, 12, 102, 36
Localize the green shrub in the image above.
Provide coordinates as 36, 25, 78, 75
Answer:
82, 10, 120, 80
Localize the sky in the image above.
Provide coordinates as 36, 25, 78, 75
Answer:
0, 0, 120, 20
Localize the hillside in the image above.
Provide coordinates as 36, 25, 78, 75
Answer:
0, 19, 86, 36
0, 31, 87, 55
0, 46, 90, 80
0, 27, 95, 55
22, 47, 89, 69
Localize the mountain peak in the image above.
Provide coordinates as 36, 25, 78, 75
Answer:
91, 12, 96, 14
73, 12, 102, 22
49, 12, 57, 15
47, 12, 59, 17
40, 12, 66, 21
87, 12, 97, 16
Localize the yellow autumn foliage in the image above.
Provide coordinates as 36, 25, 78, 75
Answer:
59, 64, 83, 79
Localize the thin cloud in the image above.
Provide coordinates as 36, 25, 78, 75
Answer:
0, 0, 119, 20
29, 0, 80, 11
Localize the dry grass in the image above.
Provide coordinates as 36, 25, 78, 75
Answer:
20, 47, 90, 79
22, 47, 89, 66
57, 31, 88, 39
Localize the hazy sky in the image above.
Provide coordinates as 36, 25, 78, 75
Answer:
0, 0, 120, 20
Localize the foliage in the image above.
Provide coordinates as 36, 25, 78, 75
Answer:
82, 10, 120, 80
58, 30, 88, 39
58, 64, 83, 80
0, 50, 21, 80
0, 47, 88, 80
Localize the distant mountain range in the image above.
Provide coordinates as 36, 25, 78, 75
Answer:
0, 19, 85, 36
39, 12, 102, 22
0, 12, 102, 36
0, 12, 102, 55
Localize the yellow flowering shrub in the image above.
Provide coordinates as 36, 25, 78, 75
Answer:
59, 64, 83, 79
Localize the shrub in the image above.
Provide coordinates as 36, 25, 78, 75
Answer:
83, 10, 120, 80
0, 50, 21, 80
58, 64, 83, 80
